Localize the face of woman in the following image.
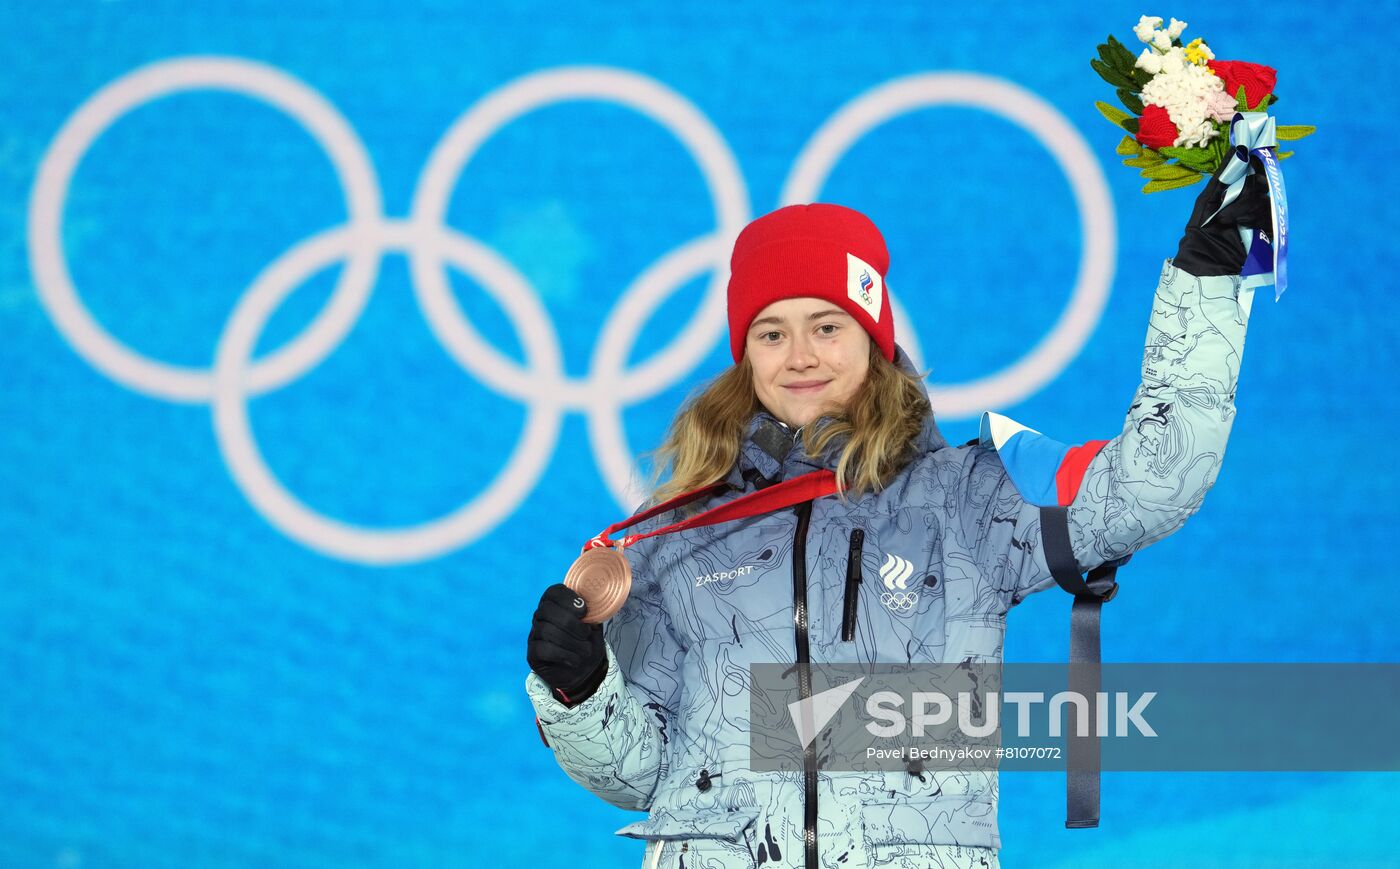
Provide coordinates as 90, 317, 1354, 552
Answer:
744, 297, 872, 429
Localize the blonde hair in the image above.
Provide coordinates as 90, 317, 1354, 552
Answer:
644, 343, 932, 503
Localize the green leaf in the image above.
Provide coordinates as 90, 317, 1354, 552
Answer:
1267, 94, 1279, 106
1106, 34, 1138, 70
1131, 68, 1152, 88
1116, 135, 1141, 156
1279, 150, 1294, 159
1142, 163, 1200, 181
1095, 100, 1131, 127
1158, 146, 1216, 169
1117, 88, 1144, 115
1122, 117, 1140, 134
1143, 174, 1206, 194
1180, 157, 1217, 174
1235, 85, 1250, 113
1276, 125, 1316, 140
1091, 58, 1137, 90
1131, 148, 1164, 167
1131, 147, 1166, 165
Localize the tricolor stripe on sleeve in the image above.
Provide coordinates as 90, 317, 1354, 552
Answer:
977, 412, 1110, 507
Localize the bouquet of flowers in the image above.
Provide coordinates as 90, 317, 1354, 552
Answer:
1092, 16, 1316, 192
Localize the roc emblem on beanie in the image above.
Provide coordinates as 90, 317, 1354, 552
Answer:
726, 203, 895, 362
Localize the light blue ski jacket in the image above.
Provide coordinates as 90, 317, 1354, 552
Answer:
527, 260, 1255, 868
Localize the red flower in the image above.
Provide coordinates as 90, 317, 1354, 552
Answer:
1207, 60, 1278, 109
1136, 104, 1179, 150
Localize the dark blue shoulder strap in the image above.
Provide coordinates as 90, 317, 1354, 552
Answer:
1040, 503, 1128, 830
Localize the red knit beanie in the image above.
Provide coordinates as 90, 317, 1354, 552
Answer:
726, 203, 895, 363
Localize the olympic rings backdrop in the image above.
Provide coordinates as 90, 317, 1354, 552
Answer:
4, 2, 1398, 867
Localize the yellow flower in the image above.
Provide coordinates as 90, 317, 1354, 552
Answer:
1184, 37, 1214, 66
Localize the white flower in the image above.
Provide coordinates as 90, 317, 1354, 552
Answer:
1128, 14, 1224, 148
1134, 15, 1164, 43
1177, 120, 1219, 148
1140, 58, 1230, 147
1136, 47, 1164, 74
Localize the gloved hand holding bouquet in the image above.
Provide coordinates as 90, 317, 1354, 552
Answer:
1092, 15, 1315, 297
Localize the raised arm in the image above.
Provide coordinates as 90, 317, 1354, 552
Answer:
1064, 257, 1251, 572
1064, 159, 1273, 573
956, 158, 1274, 603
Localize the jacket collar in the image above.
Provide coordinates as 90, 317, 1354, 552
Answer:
724, 344, 948, 490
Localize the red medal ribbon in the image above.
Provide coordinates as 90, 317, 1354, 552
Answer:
584, 469, 840, 552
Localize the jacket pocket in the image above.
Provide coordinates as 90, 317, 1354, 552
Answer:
860, 797, 1000, 851
841, 528, 865, 641
616, 805, 760, 841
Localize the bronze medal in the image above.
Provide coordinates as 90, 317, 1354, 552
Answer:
564, 546, 632, 624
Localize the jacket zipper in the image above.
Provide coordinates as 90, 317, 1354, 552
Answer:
791, 500, 817, 869
841, 528, 865, 642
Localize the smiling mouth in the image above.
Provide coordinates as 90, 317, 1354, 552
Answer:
783, 381, 831, 393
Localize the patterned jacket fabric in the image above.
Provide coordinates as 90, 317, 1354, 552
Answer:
527, 259, 1254, 868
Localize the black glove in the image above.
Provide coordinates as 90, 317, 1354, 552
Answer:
527, 583, 607, 706
1173, 152, 1274, 277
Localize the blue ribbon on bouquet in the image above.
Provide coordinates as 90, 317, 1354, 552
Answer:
1200, 111, 1290, 300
